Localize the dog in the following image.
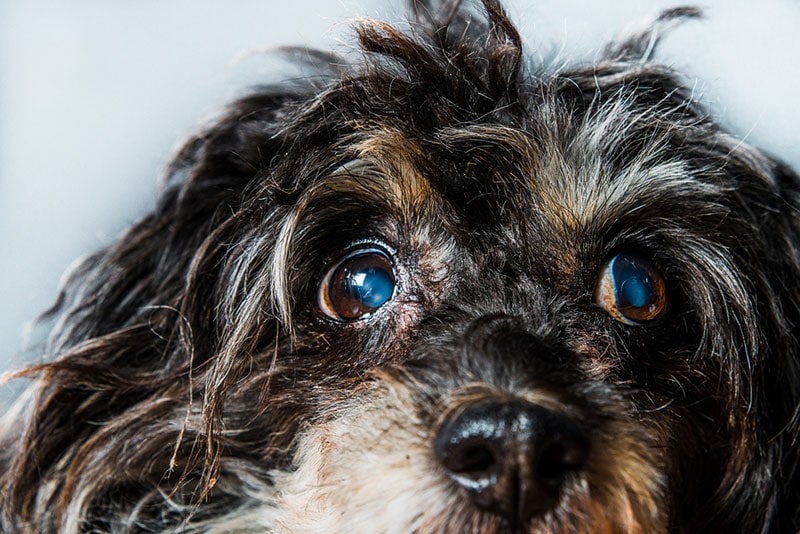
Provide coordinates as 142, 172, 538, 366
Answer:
2, 0, 799, 531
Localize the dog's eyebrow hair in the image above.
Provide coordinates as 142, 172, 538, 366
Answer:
326, 158, 429, 208
349, 130, 435, 210
296, 127, 437, 218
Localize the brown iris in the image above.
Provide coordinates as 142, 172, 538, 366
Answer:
595, 252, 667, 325
318, 250, 396, 321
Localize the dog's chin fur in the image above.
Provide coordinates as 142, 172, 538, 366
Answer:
2, 1, 800, 532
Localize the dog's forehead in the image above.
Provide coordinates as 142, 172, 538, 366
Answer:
341, 108, 703, 251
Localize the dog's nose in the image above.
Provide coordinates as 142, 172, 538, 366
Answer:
434, 400, 589, 522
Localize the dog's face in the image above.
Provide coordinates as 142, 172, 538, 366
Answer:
2, 1, 800, 533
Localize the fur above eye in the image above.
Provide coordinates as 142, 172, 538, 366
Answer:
595, 252, 667, 325
318, 249, 396, 321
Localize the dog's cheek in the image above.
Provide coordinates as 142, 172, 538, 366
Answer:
267, 382, 460, 533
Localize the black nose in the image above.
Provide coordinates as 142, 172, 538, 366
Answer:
434, 400, 590, 522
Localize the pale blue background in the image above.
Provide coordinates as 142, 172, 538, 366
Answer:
2, 0, 798, 404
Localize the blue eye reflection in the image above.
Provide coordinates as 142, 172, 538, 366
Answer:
347, 267, 394, 309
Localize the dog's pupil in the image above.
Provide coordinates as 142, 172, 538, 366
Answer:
614, 259, 655, 308
346, 267, 394, 307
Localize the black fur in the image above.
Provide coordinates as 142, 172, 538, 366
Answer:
1, 1, 798, 532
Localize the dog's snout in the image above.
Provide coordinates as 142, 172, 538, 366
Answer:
434, 400, 589, 523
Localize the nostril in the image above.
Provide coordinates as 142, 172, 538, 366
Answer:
536, 436, 590, 488
434, 416, 505, 495
447, 442, 496, 474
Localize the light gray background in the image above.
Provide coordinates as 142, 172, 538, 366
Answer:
2, 0, 798, 405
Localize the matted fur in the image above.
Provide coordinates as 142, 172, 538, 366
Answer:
2, 1, 799, 532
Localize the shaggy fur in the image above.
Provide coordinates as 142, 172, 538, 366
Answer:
2, 1, 799, 532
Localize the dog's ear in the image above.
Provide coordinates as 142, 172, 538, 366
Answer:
0, 87, 310, 527
716, 152, 800, 529
768, 159, 800, 527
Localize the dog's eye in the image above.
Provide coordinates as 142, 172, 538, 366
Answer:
318, 249, 396, 321
595, 252, 667, 325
